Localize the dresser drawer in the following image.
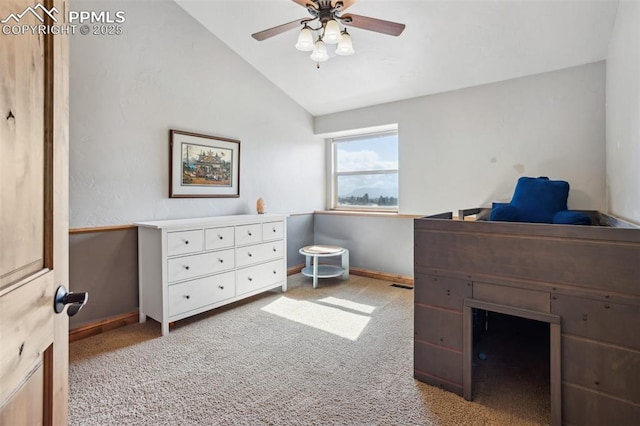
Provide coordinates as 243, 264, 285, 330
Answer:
236, 259, 284, 295
205, 226, 234, 251
235, 240, 284, 268
168, 271, 235, 317
235, 223, 262, 246
167, 230, 203, 256
167, 249, 235, 283
262, 221, 284, 241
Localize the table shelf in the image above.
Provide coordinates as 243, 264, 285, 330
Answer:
301, 265, 345, 279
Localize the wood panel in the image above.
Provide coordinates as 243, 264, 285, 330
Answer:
0, 0, 45, 290
413, 370, 463, 396
414, 274, 471, 309
552, 295, 640, 349
562, 336, 640, 403
414, 340, 462, 386
562, 383, 640, 426
473, 282, 550, 313
414, 220, 640, 296
414, 305, 463, 350
0, 362, 43, 425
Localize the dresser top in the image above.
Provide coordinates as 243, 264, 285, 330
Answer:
135, 214, 286, 230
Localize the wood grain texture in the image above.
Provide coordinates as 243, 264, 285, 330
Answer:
0, 273, 54, 403
552, 295, 640, 349
316, 210, 422, 219
414, 305, 463, 350
349, 267, 413, 285
0, 2, 68, 424
0, 363, 43, 426
415, 219, 640, 296
414, 274, 471, 309
69, 224, 137, 234
414, 340, 463, 386
562, 335, 640, 404
51, 2, 70, 422
69, 311, 139, 343
0, 0, 45, 290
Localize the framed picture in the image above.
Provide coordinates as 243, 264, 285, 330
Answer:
169, 129, 240, 198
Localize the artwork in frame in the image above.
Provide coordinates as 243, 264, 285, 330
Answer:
169, 129, 240, 198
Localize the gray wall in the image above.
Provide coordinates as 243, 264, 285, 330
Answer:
69, 0, 324, 227
606, 1, 640, 224
316, 62, 607, 215
314, 214, 414, 277
69, 230, 138, 328
286, 214, 315, 268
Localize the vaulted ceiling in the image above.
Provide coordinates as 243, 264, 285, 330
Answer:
175, 0, 620, 116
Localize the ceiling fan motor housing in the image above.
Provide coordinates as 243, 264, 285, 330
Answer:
309, 0, 344, 24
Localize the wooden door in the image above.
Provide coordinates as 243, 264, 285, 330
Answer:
0, 0, 69, 424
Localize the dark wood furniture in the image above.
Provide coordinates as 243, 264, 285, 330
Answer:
414, 211, 640, 426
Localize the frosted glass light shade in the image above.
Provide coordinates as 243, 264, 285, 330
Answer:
336, 31, 355, 56
323, 19, 341, 44
310, 39, 329, 62
295, 27, 314, 51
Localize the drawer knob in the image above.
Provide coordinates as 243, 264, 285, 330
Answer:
248, 277, 253, 282
272, 228, 276, 232
272, 247, 277, 252
184, 240, 189, 245
248, 231, 252, 236
248, 252, 253, 257
218, 258, 224, 263
273, 270, 277, 274
184, 295, 190, 299
218, 235, 223, 240
184, 265, 190, 270
218, 285, 224, 290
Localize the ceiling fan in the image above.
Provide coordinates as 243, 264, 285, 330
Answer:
251, 0, 406, 65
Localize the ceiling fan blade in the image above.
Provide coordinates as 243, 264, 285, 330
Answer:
292, 0, 318, 9
251, 18, 306, 41
340, 13, 406, 36
332, 0, 357, 11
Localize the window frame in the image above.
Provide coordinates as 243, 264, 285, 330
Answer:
329, 130, 399, 212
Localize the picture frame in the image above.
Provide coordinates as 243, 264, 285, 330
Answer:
169, 129, 240, 198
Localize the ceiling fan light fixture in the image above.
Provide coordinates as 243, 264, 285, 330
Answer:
295, 25, 314, 51
310, 39, 329, 62
323, 19, 341, 44
336, 30, 355, 56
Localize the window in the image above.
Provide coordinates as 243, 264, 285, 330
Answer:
330, 130, 399, 211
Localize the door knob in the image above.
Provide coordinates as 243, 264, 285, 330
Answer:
54, 285, 88, 317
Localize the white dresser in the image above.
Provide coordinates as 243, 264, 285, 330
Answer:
135, 214, 287, 335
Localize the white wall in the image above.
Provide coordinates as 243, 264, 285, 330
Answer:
69, 0, 324, 227
606, 1, 640, 224
316, 63, 606, 216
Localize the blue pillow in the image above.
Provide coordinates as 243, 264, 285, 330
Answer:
510, 177, 569, 223
489, 204, 519, 222
552, 210, 592, 225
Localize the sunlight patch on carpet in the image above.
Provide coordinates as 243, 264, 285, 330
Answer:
317, 296, 375, 314
261, 296, 372, 341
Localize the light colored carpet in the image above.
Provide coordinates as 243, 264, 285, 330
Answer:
69, 274, 548, 425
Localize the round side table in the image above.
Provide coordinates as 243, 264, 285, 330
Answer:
299, 245, 349, 288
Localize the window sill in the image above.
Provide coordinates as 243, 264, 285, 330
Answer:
314, 210, 424, 219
